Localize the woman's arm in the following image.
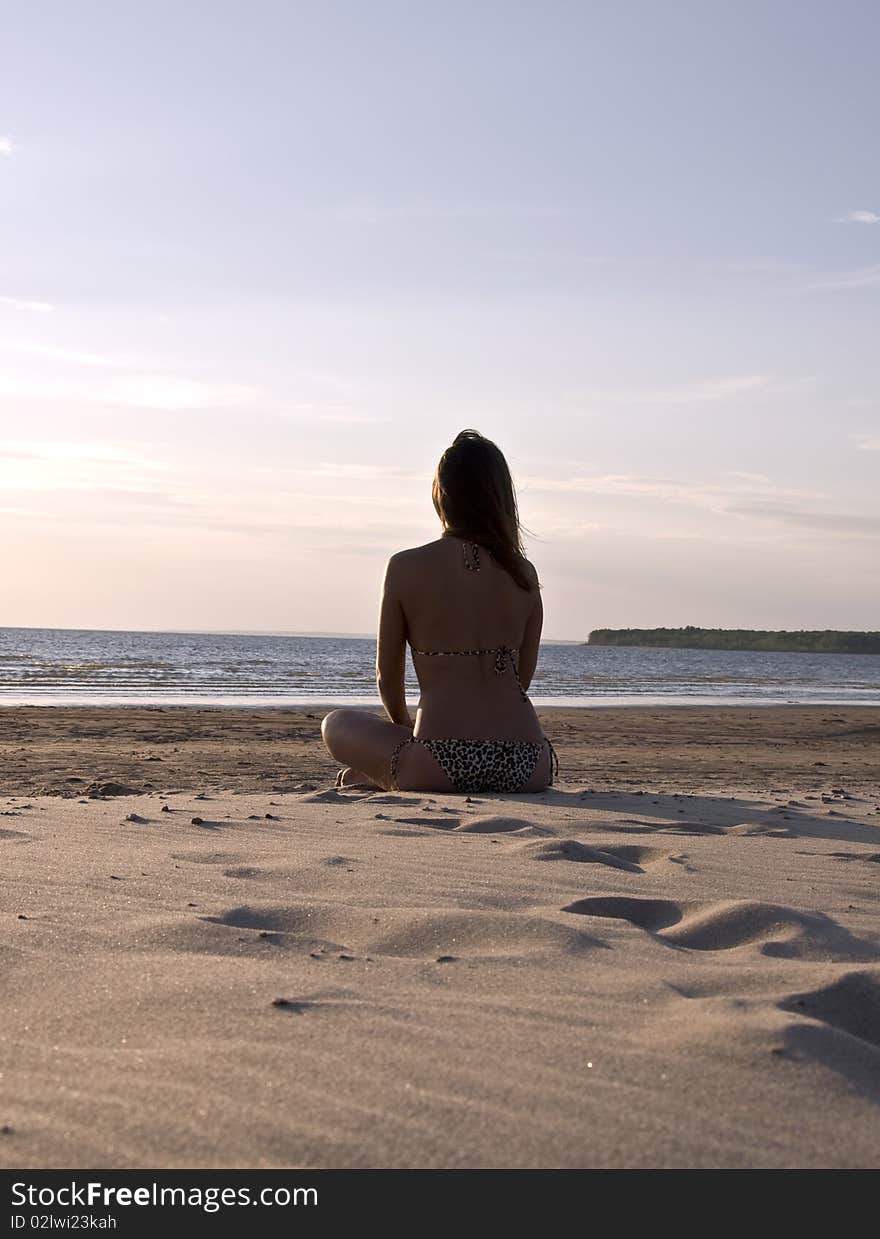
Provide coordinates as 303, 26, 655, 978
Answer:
376, 554, 413, 728
517, 580, 543, 692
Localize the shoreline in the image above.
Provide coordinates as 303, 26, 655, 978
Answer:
3, 696, 880, 709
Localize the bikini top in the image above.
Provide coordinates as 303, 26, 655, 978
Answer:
408, 538, 530, 703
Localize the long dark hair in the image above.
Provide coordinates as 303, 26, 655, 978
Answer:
432, 429, 538, 592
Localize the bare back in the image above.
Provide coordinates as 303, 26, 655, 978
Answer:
379, 535, 545, 741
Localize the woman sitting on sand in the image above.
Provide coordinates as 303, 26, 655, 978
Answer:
321, 429, 558, 793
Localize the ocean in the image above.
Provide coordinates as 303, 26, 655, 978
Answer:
2, 626, 880, 707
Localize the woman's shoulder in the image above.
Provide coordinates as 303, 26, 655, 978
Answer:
383, 541, 445, 586
387, 539, 445, 566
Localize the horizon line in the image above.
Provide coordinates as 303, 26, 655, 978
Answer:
0, 624, 589, 644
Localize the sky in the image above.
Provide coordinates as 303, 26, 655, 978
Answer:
1, 0, 878, 640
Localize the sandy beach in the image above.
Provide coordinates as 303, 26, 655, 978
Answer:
2, 705, 878, 1168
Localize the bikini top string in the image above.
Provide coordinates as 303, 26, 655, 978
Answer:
492, 644, 529, 702
411, 642, 529, 703
462, 539, 527, 699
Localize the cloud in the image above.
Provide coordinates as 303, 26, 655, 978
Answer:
833, 210, 880, 224
725, 469, 771, 484
0, 439, 162, 496
520, 472, 668, 496
573, 374, 777, 408
0, 368, 212, 404
281, 404, 390, 425
725, 501, 880, 538
526, 515, 606, 539
0, 338, 372, 418
305, 462, 423, 482
0, 135, 15, 156
0, 440, 156, 465
104, 375, 262, 411
703, 258, 808, 275
0, 440, 161, 471
523, 469, 879, 541
0, 297, 54, 313
0, 339, 132, 366
854, 436, 880, 451
519, 471, 827, 519
331, 200, 569, 224
808, 264, 880, 291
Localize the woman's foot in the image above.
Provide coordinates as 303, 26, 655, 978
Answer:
335, 766, 381, 789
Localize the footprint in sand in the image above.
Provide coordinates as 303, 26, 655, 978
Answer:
373, 813, 461, 831
658, 823, 726, 837
271, 987, 361, 1014
0, 829, 31, 842
604, 818, 725, 837
86, 781, 141, 798
727, 822, 794, 838
299, 788, 375, 804
373, 812, 548, 835
204, 906, 320, 933
366, 908, 605, 959
455, 814, 551, 835
139, 904, 355, 956
365, 794, 424, 806
561, 896, 879, 961
170, 851, 243, 865
518, 838, 670, 872
780, 972, 880, 1050
827, 851, 880, 865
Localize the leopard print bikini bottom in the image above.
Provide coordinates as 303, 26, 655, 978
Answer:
390, 735, 559, 794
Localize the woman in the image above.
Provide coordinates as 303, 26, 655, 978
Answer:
321, 429, 558, 793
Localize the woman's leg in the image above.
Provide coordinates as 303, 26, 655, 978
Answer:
321, 710, 457, 791
321, 709, 413, 791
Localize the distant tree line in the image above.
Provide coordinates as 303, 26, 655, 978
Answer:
586, 627, 880, 654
